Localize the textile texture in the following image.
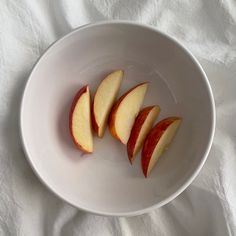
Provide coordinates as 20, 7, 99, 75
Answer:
0, 0, 236, 235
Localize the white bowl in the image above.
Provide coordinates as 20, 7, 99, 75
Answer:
20, 21, 215, 216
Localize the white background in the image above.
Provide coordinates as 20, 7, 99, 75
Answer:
0, 0, 236, 235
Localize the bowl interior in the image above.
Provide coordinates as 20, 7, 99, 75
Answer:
21, 22, 214, 215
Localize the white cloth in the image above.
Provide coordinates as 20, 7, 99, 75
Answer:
0, 0, 236, 235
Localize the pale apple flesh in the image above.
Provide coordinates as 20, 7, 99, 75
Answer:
109, 82, 148, 144
69, 86, 93, 153
127, 105, 160, 163
92, 70, 123, 137
142, 117, 181, 177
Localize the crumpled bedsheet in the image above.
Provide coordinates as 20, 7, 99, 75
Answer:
0, 0, 236, 235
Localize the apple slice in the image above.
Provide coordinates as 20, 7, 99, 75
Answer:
69, 85, 93, 153
142, 117, 181, 177
109, 82, 148, 144
127, 106, 160, 163
92, 70, 124, 137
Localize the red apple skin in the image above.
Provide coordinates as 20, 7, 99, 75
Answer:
108, 82, 148, 143
141, 117, 181, 177
108, 92, 127, 142
69, 85, 92, 153
127, 106, 158, 163
91, 99, 99, 135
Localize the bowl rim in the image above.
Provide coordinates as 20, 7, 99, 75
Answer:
19, 20, 216, 217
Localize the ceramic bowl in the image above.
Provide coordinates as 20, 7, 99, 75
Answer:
20, 21, 215, 216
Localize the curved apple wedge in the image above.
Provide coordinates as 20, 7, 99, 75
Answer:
69, 85, 93, 153
127, 106, 160, 163
109, 82, 148, 144
141, 117, 181, 177
92, 70, 123, 137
